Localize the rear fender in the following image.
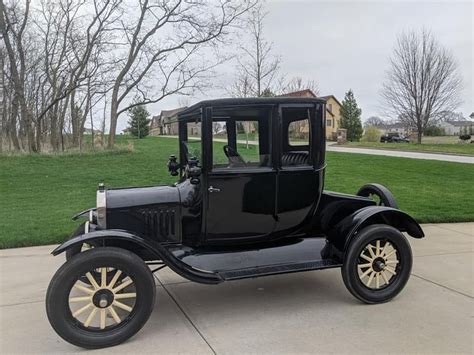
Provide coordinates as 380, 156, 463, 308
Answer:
327, 206, 424, 255
52, 230, 222, 284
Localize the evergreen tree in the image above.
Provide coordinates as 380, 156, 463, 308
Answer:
340, 89, 363, 141
127, 103, 150, 138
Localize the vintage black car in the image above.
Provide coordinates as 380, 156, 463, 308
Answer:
46, 97, 424, 349
380, 132, 410, 143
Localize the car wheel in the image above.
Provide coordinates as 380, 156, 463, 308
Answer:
357, 183, 398, 208
46, 247, 156, 349
341, 224, 412, 304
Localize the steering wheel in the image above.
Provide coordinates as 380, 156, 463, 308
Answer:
223, 145, 246, 165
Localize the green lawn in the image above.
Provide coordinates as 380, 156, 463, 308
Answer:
1, 136, 473, 249
346, 141, 474, 156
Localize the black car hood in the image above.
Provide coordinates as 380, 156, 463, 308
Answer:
106, 185, 180, 209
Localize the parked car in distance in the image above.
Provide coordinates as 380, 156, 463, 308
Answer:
380, 132, 410, 143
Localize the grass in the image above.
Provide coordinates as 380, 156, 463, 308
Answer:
1, 136, 473, 249
346, 140, 474, 156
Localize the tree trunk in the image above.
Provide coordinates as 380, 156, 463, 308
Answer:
108, 87, 119, 148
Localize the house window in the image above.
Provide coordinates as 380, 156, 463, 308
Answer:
328, 104, 333, 113
326, 119, 332, 127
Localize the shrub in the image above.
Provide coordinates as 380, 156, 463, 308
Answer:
362, 126, 381, 142
459, 134, 471, 141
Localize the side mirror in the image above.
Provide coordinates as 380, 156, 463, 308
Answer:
186, 157, 202, 185
167, 155, 180, 176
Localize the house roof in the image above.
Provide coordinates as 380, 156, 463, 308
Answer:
470, 112, 474, 118
277, 89, 317, 98
319, 95, 343, 108
445, 120, 474, 127
161, 107, 187, 120
373, 122, 408, 129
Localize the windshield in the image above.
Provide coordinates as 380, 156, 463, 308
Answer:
181, 119, 202, 164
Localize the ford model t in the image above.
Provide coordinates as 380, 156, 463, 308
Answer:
46, 97, 424, 348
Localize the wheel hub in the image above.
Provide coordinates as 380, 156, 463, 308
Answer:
372, 257, 386, 272
93, 289, 114, 308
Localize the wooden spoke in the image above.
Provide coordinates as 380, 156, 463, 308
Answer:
100, 309, 106, 330
381, 271, 390, 285
366, 271, 375, 287
72, 303, 93, 318
380, 242, 390, 257
84, 308, 98, 328
360, 267, 373, 278
101, 268, 107, 288
74, 284, 94, 295
385, 266, 397, 275
108, 270, 122, 289
112, 278, 134, 293
360, 253, 373, 263
108, 306, 121, 324
358, 263, 372, 269
112, 300, 133, 313
386, 260, 399, 265
384, 249, 397, 259
114, 292, 137, 300
376, 273, 380, 289
375, 240, 381, 256
85, 272, 100, 290
368, 245, 376, 259
69, 296, 91, 303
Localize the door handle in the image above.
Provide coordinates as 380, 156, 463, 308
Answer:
208, 186, 221, 193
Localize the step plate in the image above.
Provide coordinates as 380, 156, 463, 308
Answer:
218, 259, 341, 280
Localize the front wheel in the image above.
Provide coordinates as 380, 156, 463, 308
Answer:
46, 247, 156, 349
341, 224, 412, 304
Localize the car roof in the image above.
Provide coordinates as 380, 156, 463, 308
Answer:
177, 97, 325, 118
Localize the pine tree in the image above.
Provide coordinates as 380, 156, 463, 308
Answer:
340, 89, 363, 141
127, 103, 150, 139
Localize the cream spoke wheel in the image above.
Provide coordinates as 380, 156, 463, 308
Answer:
68, 267, 136, 331
357, 239, 400, 290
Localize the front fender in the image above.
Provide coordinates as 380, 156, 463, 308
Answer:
327, 206, 424, 254
52, 230, 222, 284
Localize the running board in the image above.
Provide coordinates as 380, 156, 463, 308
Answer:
218, 259, 341, 280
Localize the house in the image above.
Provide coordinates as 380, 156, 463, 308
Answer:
149, 107, 187, 136
372, 122, 413, 136
278, 89, 342, 140
438, 120, 474, 135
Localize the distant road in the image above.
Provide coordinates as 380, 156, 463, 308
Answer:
327, 145, 474, 164
157, 135, 474, 164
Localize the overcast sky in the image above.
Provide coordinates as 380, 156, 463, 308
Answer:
118, 0, 473, 131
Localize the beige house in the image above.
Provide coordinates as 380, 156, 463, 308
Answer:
149, 107, 186, 136
279, 90, 342, 140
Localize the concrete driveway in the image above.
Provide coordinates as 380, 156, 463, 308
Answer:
1, 223, 473, 354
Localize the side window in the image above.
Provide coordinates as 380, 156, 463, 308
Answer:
212, 107, 271, 169
282, 107, 312, 167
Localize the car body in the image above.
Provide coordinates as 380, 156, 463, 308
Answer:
47, 97, 424, 349
380, 132, 410, 143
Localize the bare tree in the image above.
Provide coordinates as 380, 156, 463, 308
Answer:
229, 4, 281, 98
107, 0, 254, 147
282, 76, 319, 96
381, 29, 462, 143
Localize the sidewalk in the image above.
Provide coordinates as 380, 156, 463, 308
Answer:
1, 223, 473, 354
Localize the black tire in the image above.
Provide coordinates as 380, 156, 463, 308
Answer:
46, 247, 156, 349
357, 183, 398, 208
341, 224, 412, 304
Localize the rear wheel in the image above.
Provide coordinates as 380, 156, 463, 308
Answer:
357, 183, 398, 208
46, 247, 156, 349
341, 224, 412, 304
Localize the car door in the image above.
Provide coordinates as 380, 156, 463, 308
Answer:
204, 105, 277, 242
275, 105, 322, 234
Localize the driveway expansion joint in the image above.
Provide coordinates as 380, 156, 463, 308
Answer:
411, 273, 473, 299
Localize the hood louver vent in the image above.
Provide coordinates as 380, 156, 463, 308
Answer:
143, 208, 178, 242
